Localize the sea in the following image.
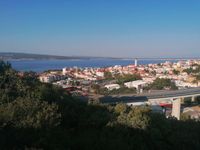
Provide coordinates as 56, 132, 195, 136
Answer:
8, 58, 178, 72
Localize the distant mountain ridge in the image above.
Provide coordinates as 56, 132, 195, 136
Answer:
0, 52, 102, 60
0, 52, 199, 61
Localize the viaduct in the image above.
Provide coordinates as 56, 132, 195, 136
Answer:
100, 87, 200, 120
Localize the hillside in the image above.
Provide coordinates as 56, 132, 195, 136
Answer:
0, 52, 97, 60
1, 60, 200, 150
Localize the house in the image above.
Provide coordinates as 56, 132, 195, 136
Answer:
39, 75, 54, 83
124, 80, 147, 90
96, 71, 104, 77
39, 74, 65, 83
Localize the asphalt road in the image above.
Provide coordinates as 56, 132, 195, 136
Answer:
100, 87, 200, 104
142, 87, 200, 100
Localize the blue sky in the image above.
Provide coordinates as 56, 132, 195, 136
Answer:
0, 0, 200, 58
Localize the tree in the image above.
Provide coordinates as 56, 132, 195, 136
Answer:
91, 84, 101, 94
2, 60, 200, 149
0, 64, 19, 104
148, 78, 177, 90
173, 69, 180, 75
116, 105, 151, 130
114, 103, 128, 114
116, 74, 141, 85
104, 71, 113, 80
183, 65, 200, 74
126, 106, 151, 129
0, 98, 61, 128
0, 61, 11, 74
196, 96, 200, 104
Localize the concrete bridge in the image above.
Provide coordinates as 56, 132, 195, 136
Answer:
145, 88, 200, 120
100, 87, 200, 120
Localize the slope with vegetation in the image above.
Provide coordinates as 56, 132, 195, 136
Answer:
146, 78, 178, 90
0, 61, 200, 150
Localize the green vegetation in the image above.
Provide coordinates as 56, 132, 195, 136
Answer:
0, 98, 60, 128
195, 74, 200, 81
183, 65, 200, 74
183, 97, 192, 106
183, 67, 194, 74
147, 78, 178, 90
183, 64, 200, 84
1, 61, 200, 149
173, 69, 180, 75
91, 84, 101, 94
104, 72, 141, 84
195, 96, 200, 105
104, 71, 113, 80
116, 74, 142, 85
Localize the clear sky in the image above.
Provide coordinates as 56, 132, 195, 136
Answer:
0, 0, 200, 58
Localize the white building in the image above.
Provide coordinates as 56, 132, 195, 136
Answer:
175, 80, 198, 88
96, 71, 104, 77
105, 84, 120, 91
39, 75, 55, 83
62, 68, 67, 75
124, 80, 147, 90
143, 77, 155, 84
39, 74, 65, 83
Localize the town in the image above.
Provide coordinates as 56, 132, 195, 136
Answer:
38, 59, 199, 95
38, 59, 200, 119
2, 0, 200, 149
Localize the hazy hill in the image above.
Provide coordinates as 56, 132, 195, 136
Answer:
0, 52, 99, 60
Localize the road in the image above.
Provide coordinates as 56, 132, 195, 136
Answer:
140, 87, 200, 100
100, 87, 200, 104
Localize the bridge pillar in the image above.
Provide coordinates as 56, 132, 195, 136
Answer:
171, 98, 181, 120
192, 96, 196, 102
